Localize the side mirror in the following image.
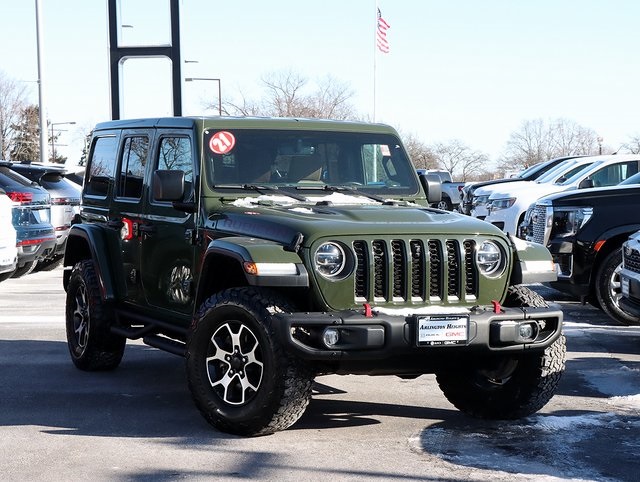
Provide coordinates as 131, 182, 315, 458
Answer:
418, 173, 442, 204
153, 170, 185, 201
578, 178, 594, 189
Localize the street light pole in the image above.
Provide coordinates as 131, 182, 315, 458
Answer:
35, 0, 48, 164
50, 121, 76, 163
185, 77, 222, 116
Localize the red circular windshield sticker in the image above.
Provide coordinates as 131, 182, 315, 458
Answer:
209, 131, 236, 154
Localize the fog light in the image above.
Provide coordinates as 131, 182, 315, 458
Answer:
323, 328, 340, 347
518, 322, 537, 341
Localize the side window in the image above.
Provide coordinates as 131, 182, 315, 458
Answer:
85, 136, 118, 197
155, 136, 194, 200
118, 136, 149, 199
591, 161, 638, 187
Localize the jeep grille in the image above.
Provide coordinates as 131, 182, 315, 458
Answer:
353, 239, 478, 303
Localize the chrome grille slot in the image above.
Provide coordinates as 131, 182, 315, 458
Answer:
463, 240, 477, 298
372, 240, 387, 300
428, 240, 442, 299
532, 204, 548, 245
446, 240, 460, 299
410, 240, 425, 300
391, 240, 406, 300
353, 241, 368, 300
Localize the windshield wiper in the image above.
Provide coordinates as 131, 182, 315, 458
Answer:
243, 184, 309, 202
297, 184, 390, 204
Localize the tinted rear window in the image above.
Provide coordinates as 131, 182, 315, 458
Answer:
0, 167, 37, 189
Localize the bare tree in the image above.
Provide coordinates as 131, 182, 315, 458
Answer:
501, 118, 600, 172
0, 71, 28, 159
550, 118, 599, 156
220, 70, 358, 120
402, 133, 437, 170
429, 139, 489, 181
502, 119, 552, 170
621, 134, 640, 154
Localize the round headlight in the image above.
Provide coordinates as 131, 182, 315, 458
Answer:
314, 242, 346, 279
476, 240, 504, 276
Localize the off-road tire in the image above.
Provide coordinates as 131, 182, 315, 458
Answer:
11, 260, 37, 278
65, 260, 126, 370
595, 248, 639, 325
186, 287, 314, 436
436, 285, 566, 419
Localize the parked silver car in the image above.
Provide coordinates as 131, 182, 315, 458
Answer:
8, 162, 81, 270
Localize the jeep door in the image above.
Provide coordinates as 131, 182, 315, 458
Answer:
110, 129, 152, 304
139, 130, 197, 318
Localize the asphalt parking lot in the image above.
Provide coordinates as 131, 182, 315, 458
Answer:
1, 268, 639, 481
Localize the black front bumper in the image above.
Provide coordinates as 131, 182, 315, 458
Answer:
275, 305, 563, 372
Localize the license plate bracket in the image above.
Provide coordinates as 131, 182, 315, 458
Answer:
416, 315, 469, 346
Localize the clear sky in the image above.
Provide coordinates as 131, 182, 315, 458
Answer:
2, 0, 640, 166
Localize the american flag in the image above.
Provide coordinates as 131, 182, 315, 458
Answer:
376, 8, 390, 54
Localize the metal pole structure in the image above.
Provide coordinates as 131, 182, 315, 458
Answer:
35, 0, 49, 163
184, 78, 222, 116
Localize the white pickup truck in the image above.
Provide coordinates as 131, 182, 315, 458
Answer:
417, 169, 464, 210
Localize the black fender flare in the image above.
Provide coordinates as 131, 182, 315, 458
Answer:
194, 236, 309, 307
63, 224, 121, 300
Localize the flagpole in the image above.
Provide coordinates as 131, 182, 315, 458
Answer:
373, 2, 377, 122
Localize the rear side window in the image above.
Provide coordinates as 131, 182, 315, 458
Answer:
85, 136, 118, 197
0, 167, 34, 189
118, 136, 149, 199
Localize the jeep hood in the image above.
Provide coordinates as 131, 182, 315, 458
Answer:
209, 196, 503, 248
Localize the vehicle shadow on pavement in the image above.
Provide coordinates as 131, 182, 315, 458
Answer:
0, 339, 224, 438
295, 395, 454, 431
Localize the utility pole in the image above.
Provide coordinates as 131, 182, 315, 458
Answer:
35, 0, 49, 164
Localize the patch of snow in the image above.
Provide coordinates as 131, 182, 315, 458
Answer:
609, 393, 640, 409
230, 192, 383, 208
526, 413, 608, 431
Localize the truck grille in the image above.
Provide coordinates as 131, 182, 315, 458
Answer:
353, 238, 478, 303
531, 204, 549, 245
624, 248, 640, 274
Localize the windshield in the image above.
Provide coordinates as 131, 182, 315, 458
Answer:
554, 162, 595, 185
203, 129, 420, 196
533, 159, 581, 184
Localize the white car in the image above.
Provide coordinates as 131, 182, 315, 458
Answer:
0, 188, 18, 282
471, 156, 595, 220
484, 154, 640, 235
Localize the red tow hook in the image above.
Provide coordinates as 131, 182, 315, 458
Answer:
491, 300, 502, 314
363, 303, 373, 318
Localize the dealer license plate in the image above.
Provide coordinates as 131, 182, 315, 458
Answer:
416, 315, 469, 346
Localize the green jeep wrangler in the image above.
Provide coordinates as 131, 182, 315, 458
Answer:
63, 117, 566, 436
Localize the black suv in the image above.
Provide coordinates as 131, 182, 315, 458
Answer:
63, 117, 565, 436
9, 161, 81, 269
522, 176, 640, 325
0, 162, 56, 277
